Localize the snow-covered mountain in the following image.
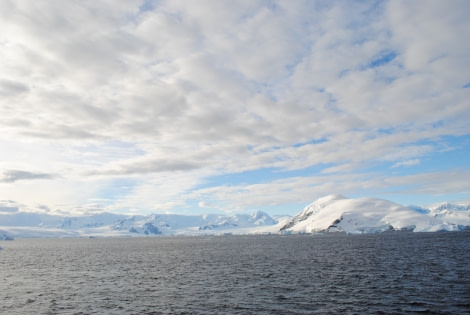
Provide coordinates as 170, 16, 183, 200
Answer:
280, 194, 470, 234
0, 210, 282, 238
110, 211, 279, 234
1, 195, 470, 239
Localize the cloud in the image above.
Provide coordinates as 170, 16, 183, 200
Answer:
0, 200, 24, 213
1, 1, 468, 146
0, 79, 29, 97
385, 169, 470, 195
0, 1, 468, 214
392, 159, 420, 168
89, 158, 201, 176
0, 204, 19, 213
0, 170, 55, 183
198, 201, 216, 209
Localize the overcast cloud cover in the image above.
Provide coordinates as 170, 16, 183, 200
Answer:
0, 0, 469, 215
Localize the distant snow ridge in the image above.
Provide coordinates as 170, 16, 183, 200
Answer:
427, 202, 470, 232
281, 195, 470, 234
109, 211, 279, 235
199, 211, 276, 230
1, 196, 470, 238
0, 230, 14, 240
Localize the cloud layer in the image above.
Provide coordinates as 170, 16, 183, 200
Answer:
1, 0, 469, 214
0, 170, 55, 183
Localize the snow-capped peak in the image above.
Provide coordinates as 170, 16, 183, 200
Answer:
281, 195, 468, 234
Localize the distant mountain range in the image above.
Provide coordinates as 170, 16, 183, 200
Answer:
0, 210, 284, 239
1, 195, 469, 239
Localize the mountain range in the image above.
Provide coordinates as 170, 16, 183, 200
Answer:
1, 195, 469, 239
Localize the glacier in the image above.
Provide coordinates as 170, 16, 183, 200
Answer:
0, 195, 469, 239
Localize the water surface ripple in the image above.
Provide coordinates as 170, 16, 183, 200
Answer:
1, 232, 469, 314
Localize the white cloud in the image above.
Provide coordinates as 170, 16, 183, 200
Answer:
385, 169, 470, 195
392, 159, 420, 168
0, 1, 468, 215
198, 201, 217, 209
0, 170, 55, 183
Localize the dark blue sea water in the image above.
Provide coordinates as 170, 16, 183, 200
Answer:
1, 232, 469, 314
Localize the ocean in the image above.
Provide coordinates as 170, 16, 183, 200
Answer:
1, 232, 469, 314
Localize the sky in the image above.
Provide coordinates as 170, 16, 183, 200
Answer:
0, 0, 469, 216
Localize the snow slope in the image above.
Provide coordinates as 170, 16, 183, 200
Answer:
281, 195, 470, 234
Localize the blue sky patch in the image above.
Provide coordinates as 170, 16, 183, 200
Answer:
369, 51, 397, 68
